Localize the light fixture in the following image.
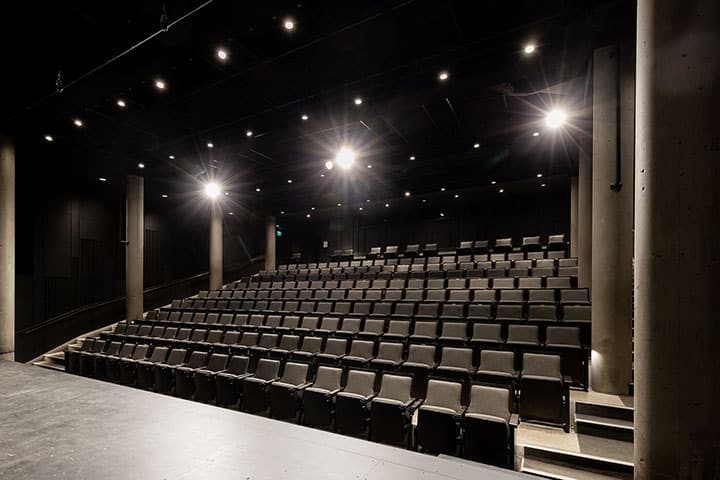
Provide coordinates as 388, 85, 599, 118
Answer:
161, 194, 168, 198
366, 199, 371, 203
440, 187, 446, 192
367, 164, 372, 169
154, 79, 166, 90
168, 155, 175, 159
545, 108, 567, 129
422, 199, 427, 203
280, 211, 285, 214
491, 181, 497, 185
245, 130, 253, 137
359, 207, 363, 211
541, 183, 547, 188
287, 179, 293, 183
256, 187, 261, 192
204, 182, 221, 199
207, 142, 214, 149
385, 203, 390, 208
73, 118, 83, 127
438, 71, 449, 81
228, 212, 234, 216
283, 19, 295, 31
473, 143, 480, 149
311, 207, 315, 211
301, 114, 308, 121
409, 155, 416, 161
335, 146, 356, 170
337, 203, 342, 207
537, 173, 543, 178
217, 48, 228, 61
404, 191, 411, 197
499, 188, 505, 193
532, 131, 540, 137
137, 163, 145, 169
320, 174, 325, 177
306, 213, 311, 218
354, 97, 363, 106
224, 192, 229, 196
116, 99, 126, 108
99, 177, 107, 182
325, 161, 334, 170
44, 135, 54, 142
454, 194, 459, 198
523, 44, 536, 55
440, 213, 445, 217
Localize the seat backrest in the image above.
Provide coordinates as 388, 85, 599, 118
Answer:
282, 316, 300, 329
240, 332, 259, 346
387, 320, 410, 335
376, 342, 404, 361
253, 358, 281, 380
472, 323, 502, 342
149, 346, 169, 363
348, 340, 374, 358
467, 385, 510, 420
279, 362, 309, 386
165, 348, 187, 365
319, 316, 340, 330
278, 334, 300, 350
131, 344, 150, 360
340, 317, 362, 333
507, 325, 539, 343
300, 336, 323, 352
425, 379, 463, 412
117, 342, 135, 358
441, 322, 468, 338
440, 347, 473, 369
406, 344, 436, 366
300, 316, 320, 329
344, 370, 376, 396
186, 351, 208, 368
523, 353, 562, 378
377, 374, 412, 402
258, 334, 279, 348
323, 338, 348, 355
546, 326, 581, 347
206, 354, 228, 372
105, 341, 122, 355
363, 319, 385, 333
227, 355, 250, 375
479, 350, 515, 374
313, 366, 343, 391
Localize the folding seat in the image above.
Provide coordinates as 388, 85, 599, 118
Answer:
383, 320, 411, 341
402, 244, 419, 258
282, 300, 299, 313
302, 366, 344, 429
547, 276, 573, 289
438, 321, 469, 345
249, 333, 279, 358
498, 290, 524, 304
469, 323, 504, 347
134, 346, 170, 390
310, 280, 324, 290
462, 385, 517, 468
268, 361, 312, 421
494, 260, 512, 271
294, 316, 320, 336
395, 264, 410, 274
339, 279, 355, 290
435, 347, 476, 383
335, 370, 377, 436
312, 316, 340, 336
376, 270, 393, 280
423, 243, 438, 257
416, 302, 440, 319
403, 289, 424, 302
265, 300, 284, 313
230, 332, 259, 356
472, 289, 497, 303
447, 278, 467, 290
545, 326, 585, 384
528, 289, 555, 304
370, 342, 405, 371
424, 289, 447, 303
259, 314, 282, 332
369, 302, 393, 318
352, 301, 371, 316
369, 279, 388, 290
547, 234, 566, 252
66, 337, 95, 374
336, 317, 363, 337
341, 340, 376, 367
560, 288, 590, 305
118, 344, 150, 385
196, 329, 224, 351
457, 241, 474, 255
476, 260, 493, 271
297, 289, 313, 300
509, 266, 530, 277
466, 304, 493, 321
354, 279, 370, 290
528, 305, 559, 322
178, 312, 195, 324
364, 289, 382, 301
241, 358, 282, 413
415, 379, 464, 455
401, 344, 437, 397
392, 302, 416, 318
459, 261, 477, 272
174, 351, 209, 398
269, 334, 301, 360
410, 320, 439, 342
290, 336, 324, 362
532, 267, 554, 278
153, 348, 189, 393
240, 300, 256, 311
468, 278, 489, 290
448, 289, 471, 304
399, 257, 413, 266
426, 265, 445, 279
475, 350, 517, 389
369, 374, 417, 446
506, 325, 540, 347
519, 353, 570, 431
384, 289, 402, 301
240, 314, 264, 332
79, 339, 107, 377
474, 240, 490, 255
508, 252, 525, 261
232, 314, 249, 327
558, 266, 578, 277
388, 278, 406, 290
105, 342, 137, 382
493, 277, 515, 289
315, 301, 334, 315
495, 304, 524, 322
92, 341, 122, 379
299, 301, 316, 314
521, 236, 541, 253
275, 315, 300, 334
296, 280, 310, 290
316, 337, 348, 365
205, 313, 220, 325
457, 254, 472, 264
493, 238, 513, 254
357, 318, 385, 339
384, 245, 398, 258
218, 331, 241, 352
172, 328, 193, 347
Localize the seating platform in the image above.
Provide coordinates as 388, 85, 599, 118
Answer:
0, 360, 529, 479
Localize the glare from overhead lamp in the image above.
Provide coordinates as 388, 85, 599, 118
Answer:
283, 19, 295, 31
217, 48, 228, 60
384, 203, 390, 208
523, 44, 536, 55
287, 179, 293, 183
440, 187, 446, 192
537, 173, 543, 178
473, 143, 480, 149
366, 199, 371, 203
532, 131, 540, 137
335, 147, 356, 170
422, 199, 427, 203
207, 142, 214, 148
137, 163, 145, 169
44, 135, 54, 142
409, 156, 416, 161
499, 188, 505, 193
311, 207, 315, 211
256, 188, 261, 192
325, 161, 334, 170
545, 108, 567, 129
73, 118, 83, 127
306, 213, 311, 218
454, 194, 459, 198
204, 182, 221, 199
228, 212, 234, 215
337, 203, 342, 207
99, 177, 107, 182
168, 155, 175, 159
116, 99, 126, 108
440, 212, 445, 217
367, 164, 372, 169
154, 79, 166, 90
491, 181, 497, 185
246, 130, 253, 137
280, 211, 285, 214
224, 192, 229, 196
404, 191, 411, 197
541, 183, 547, 188
301, 114, 309, 121
320, 174, 325, 177
438, 71, 449, 81
162, 194, 168, 198
354, 97, 363, 106
359, 207, 363, 211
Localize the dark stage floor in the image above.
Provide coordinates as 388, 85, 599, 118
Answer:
0, 360, 528, 479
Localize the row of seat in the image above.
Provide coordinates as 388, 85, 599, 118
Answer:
277, 256, 577, 271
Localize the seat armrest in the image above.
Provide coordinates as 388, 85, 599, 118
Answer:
562, 375, 573, 385
454, 406, 468, 422
509, 413, 520, 428
360, 393, 377, 405
407, 398, 424, 412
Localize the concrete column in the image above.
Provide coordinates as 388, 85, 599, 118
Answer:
125, 175, 144, 321
209, 203, 223, 290
265, 216, 276, 271
0, 136, 15, 361
577, 136, 592, 289
570, 176, 579, 257
634, 0, 720, 477
590, 44, 634, 394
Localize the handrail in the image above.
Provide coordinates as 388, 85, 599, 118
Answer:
17, 256, 263, 335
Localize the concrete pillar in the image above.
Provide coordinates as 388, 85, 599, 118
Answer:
0, 136, 15, 361
570, 176, 579, 257
577, 136, 592, 289
265, 216, 276, 271
634, 0, 720, 477
590, 44, 634, 394
125, 175, 144, 321
209, 203, 223, 290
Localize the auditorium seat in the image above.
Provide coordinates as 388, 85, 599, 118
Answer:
215, 355, 251, 407
118, 344, 150, 386
105, 342, 136, 382
302, 366, 343, 429
335, 369, 377, 436
519, 353, 570, 431
79, 339, 107, 377
383, 320, 411, 341
174, 351, 209, 398
416, 379, 464, 455
242, 358, 281, 414
269, 334, 300, 360
153, 348, 188, 393
401, 344, 437, 398
470, 323, 504, 347
475, 350, 517, 390
438, 322, 469, 345
342, 340, 375, 368
135, 346, 170, 390
435, 347, 475, 384
547, 234, 566, 251
357, 318, 385, 339
269, 362, 312, 421
193, 353, 228, 402
290, 336, 323, 362
369, 374, 417, 446
370, 342, 404, 371
546, 326, 586, 387
316, 338, 348, 365
92, 341, 121, 379
563, 305, 591, 323
462, 385, 517, 468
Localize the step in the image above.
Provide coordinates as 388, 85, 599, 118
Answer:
44, 352, 66, 366
574, 413, 634, 443
523, 444, 633, 480
575, 401, 634, 422
32, 360, 65, 372
522, 457, 629, 480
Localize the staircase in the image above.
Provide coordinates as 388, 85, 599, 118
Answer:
521, 399, 634, 479
31, 325, 118, 372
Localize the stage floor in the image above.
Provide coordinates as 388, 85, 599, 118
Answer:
0, 360, 528, 479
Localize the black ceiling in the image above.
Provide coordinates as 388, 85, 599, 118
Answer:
1, 0, 632, 215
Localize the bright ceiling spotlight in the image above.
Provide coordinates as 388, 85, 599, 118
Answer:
44, 134, 54, 142
162, 194, 168, 198
280, 211, 285, 214
137, 163, 145, 169
367, 164, 372, 169
499, 188, 505, 193
217, 48, 228, 61
537, 173, 543, 178
283, 19, 295, 31
228, 212, 234, 216
359, 207, 363, 211
354, 97, 363, 106
523, 44, 536, 55
306, 213, 311, 218
224, 192, 229, 196
168, 154, 175, 159
301, 114, 308, 121
154, 79, 166, 90
207, 142, 214, 148
384, 203, 390, 208
204, 182, 221, 199
440, 212, 445, 217
541, 183, 547, 188
454, 194, 459, 198
73, 118, 83, 127
256, 187, 261, 192
287, 179, 293, 183
335, 146, 356, 170
422, 199, 427, 203
320, 174, 325, 177
409, 155, 416, 161
491, 180, 497, 185
404, 191, 411, 197
438, 71, 449, 81
440, 187, 446, 192
325, 160, 334, 170
473, 143, 480, 149
545, 108, 568, 129
532, 131, 540, 137
337, 203, 342, 207
116, 99, 126, 108
246, 130, 253, 137
311, 207, 315, 211
99, 177, 107, 182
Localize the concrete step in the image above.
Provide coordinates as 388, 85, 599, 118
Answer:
522, 444, 633, 480
574, 401, 634, 443
44, 351, 66, 366
575, 401, 634, 422
32, 360, 65, 372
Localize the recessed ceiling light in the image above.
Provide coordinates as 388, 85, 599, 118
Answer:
359, 207, 363, 211
491, 181, 497, 185
537, 173, 543, 178
325, 161, 334, 170
385, 203, 390, 208
280, 211, 285, 214
335, 147, 356, 170
422, 199, 427, 203
73, 118, 83, 127
524, 44, 536, 55
306, 213, 311, 218
99, 177, 107, 182
440, 212, 445, 217
367, 164, 372, 169
545, 108, 568, 129
154, 79, 166, 90
204, 182, 221, 199
137, 163, 145, 169
245, 130, 253, 137
116, 99, 126, 108
366, 199, 371, 203
440, 187, 446, 192
404, 191, 411, 197
217, 48, 228, 61
301, 114, 308, 121
409, 156, 416, 161
228, 212, 234, 216
473, 143, 480, 149
168, 155, 175, 159
283, 19, 295, 31
224, 192, 229, 196
337, 203, 342, 207
311, 207, 315, 211
287, 179, 293, 183
44, 135, 54, 142
256, 188, 261, 192
438, 71, 449, 81
207, 142, 214, 149
162, 194, 168, 198
499, 188, 505, 193
454, 194, 459, 198
354, 97, 363, 106
532, 131, 540, 137
541, 183, 547, 187
320, 173, 325, 177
